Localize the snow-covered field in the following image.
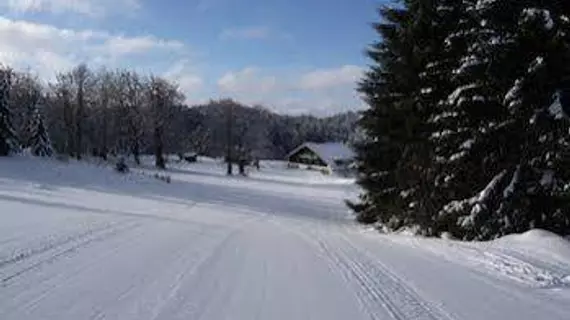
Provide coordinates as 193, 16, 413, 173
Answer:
0, 156, 569, 320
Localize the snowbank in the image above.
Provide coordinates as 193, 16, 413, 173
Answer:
379, 228, 570, 289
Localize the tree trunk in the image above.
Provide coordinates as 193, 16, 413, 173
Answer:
132, 140, 141, 165
239, 159, 246, 176
226, 103, 233, 175
154, 126, 165, 169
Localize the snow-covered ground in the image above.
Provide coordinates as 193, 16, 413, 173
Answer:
0, 155, 569, 320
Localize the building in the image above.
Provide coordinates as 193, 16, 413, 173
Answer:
286, 142, 356, 175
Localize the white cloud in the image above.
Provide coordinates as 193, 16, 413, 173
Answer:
0, 14, 364, 115
163, 59, 204, 101
0, 16, 189, 80
299, 65, 363, 90
219, 26, 272, 40
218, 67, 277, 94
216, 66, 364, 115
102, 36, 184, 56
2, 0, 140, 17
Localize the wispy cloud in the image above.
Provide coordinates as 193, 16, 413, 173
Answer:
164, 59, 204, 101
2, 0, 140, 17
218, 67, 277, 95
216, 66, 364, 115
101, 36, 185, 56
299, 65, 363, 90
219, 26, 272, 40
0, 16, 189, 80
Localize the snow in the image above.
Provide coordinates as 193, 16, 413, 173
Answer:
441, 170, 507, 224
477, 170, 507, 202
447, 83, 478, 105
503, 165, 521, 198
505, 78, 523, 108
430, 129, 453, 139
0, 155, 569, 320
521, 8, 554, 30
449, 150, 467, 161
540, 170, 555, 187
528, 56, 545, 73
287, 142, 355, 168
461, 139, 475, 150
429, 111, 458, 123
549, 91, 565, 119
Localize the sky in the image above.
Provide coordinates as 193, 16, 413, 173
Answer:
0, 0, 381, 115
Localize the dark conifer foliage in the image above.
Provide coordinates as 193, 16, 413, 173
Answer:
354, 0, 570, 239
28, 106, 53, 157
0, 67, 18, 156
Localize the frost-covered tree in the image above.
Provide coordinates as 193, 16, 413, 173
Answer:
493, 4, 570, 236
148, 76, 183, 169
28, 105, 53, 157
0, 67, 18, 156
436, 1, 570, 239
432, 0, 516, 238
354, 0, 570, 240
8, 71, 43, 145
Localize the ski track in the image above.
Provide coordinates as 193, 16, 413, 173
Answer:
275, 219, 455, 320
1, 220, 142, 284
0, 220, 138, 275
1, 157, 570, 320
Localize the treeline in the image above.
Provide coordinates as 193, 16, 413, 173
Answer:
353, 1, 570, 240
0, 63, 359, 167
188, 104, 360, 158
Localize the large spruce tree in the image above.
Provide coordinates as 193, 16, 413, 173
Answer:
351, 4, 415, 227
352, 1, 445, 232
355, 0, 570, 239
437, 1, 570, 239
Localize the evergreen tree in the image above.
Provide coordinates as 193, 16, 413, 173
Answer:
350, 4, 420, 227
432, 0, 516, 239
351, 0, 460, 233
28, 105, 53, 157
435, 1, 570, 239
495, 2, 570, 236
355, 0, 570, 239
0, 68, 18, 156
395, 0, 464, 233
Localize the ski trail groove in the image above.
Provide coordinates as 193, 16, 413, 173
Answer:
0, 221, 121, 269
314, 232, 454, 320
1, 220, 142, 285
0, 220, 151, 317
149, 214, 270, 320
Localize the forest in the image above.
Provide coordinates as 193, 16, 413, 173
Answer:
0, 64, 359, 168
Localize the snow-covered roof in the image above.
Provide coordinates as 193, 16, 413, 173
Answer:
287, 142, 355, 167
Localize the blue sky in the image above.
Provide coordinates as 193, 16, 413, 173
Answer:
0, 0, 381, 115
